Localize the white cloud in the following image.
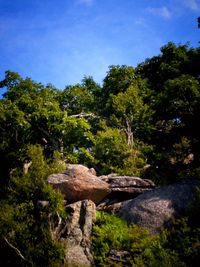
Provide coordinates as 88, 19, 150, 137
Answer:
183, 0, 200, 11
147, 6, 172, 19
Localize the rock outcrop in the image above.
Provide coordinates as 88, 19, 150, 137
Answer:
119, 179, 200, 233
46, 164, 110, 204
102, 175, 155, 195
97, 176, 155, 212
63, 199, 96, 267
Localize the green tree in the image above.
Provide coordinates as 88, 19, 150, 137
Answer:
93, 127, 128, 174
59, 76, 101, 115
0, 71, 96, 187
101, 65, 135, 115
136, 43, 200, 183
110, 83, 153, 142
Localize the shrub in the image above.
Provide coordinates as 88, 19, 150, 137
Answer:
0, 144, 66, 267
92, 212, 184, 267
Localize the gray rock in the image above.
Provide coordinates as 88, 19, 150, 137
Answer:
97, 199, 123, 213
62, 199, 96, 267
97, 176, 155, 212
109, 249, 130, 263
119, 179, 200, 233
101, 175, 155, 196
104, 176, 155, 188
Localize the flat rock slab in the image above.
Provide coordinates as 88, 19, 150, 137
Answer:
97, 176, 155, 208
103, 176, 155, 188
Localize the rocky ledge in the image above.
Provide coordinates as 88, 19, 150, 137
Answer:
46, 164, 200, 266
97, 175, 156, 212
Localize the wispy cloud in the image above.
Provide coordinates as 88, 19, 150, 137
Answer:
77, 0, 94, 6
135, 17, 147, 26
147, 6, 172, 19
183, 0, 200, 11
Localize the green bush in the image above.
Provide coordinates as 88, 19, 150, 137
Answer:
0, 144, 66, 267
92, 212, 184, 267
162, 217, 200, 267
163, 187, 200, 267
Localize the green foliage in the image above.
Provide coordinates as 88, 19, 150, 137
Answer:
93, 125, 150, 176
93, 127, 129, 174
136, 43, 200, 183
92, 212, 129, 265
162, 218, 200, 267
187, 186, 200, 228
92, 212, 185, 267
1, 42, 200, 183
102, 65, 135, 97
59, 76, 101, 114
60, 84, 94, 114
0, 144, 66, 267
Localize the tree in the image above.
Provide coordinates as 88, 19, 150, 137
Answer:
137, 44, 200, 183
59, 76, 101, 115
100, 65, 135, 115
93, 125, 149, 176
0, 71, 96, 186
136, 43, 193, 93
93, 127, 128, 174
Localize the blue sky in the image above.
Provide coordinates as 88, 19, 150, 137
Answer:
0, 0, 199, 90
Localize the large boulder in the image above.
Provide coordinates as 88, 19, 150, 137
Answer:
63, 199, 96, 267
119, 179, 200, 233
47, 164, 110, 204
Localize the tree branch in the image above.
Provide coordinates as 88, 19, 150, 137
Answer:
48, 212, 63, 240
70, 112, 100, 119
3, 236, 26, 261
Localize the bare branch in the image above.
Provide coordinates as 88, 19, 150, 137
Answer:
48, 212, 64, 240
4, 236, 26, 261
70, 112, 100, 119
23, 161, 32, 175
124, 120, 134, 148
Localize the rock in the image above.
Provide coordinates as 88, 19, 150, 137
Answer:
119, 179, 200, 233
101, 175, 155, 197
46, 164, 110, 204
64, 164, 96, 177
97, 176, 155, 212
102, 175, 155, 188
62, 199, 96, 267
97, 199, 123, 213
109, 249, 130, 263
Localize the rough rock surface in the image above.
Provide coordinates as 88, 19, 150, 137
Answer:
102, 175, 155, 187
97, 199, 123, 213
119, 179, 200, 233
104, 175, 155, 195
97, 176, 155, 212
109, 249, 130, 263
63, 199, 96, 267
46, 164, 110, 204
